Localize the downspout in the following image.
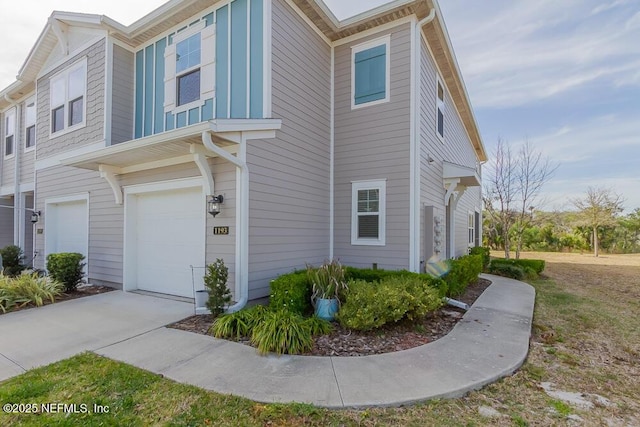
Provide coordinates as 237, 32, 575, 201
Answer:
202, 131, 248, 313
418, 8, 436, 28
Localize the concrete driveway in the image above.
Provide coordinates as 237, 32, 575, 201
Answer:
0, 291, 193, 381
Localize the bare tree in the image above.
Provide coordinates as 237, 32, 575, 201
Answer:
484, 139, 557, 259
483, 139, 518, 259
571, 187, 624, 257
513, 141, 558, 259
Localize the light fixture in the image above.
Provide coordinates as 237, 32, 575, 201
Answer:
30, 210, 41, 224
207, 195, 224, 217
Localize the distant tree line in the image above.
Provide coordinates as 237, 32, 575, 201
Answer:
483, 206, 640, 255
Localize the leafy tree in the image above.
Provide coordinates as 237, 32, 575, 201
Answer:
571, 187, 624, 257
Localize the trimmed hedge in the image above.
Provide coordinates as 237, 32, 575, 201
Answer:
336, 276, 443, 331
488, 262, 525, 280
0, 245, 26, 277
469, 246, 491, 271
345, 267, 448, 298
269, 271, 312, 315
490, 258, 545, 277
442, 254, 483, 298
46, 253, 85, 292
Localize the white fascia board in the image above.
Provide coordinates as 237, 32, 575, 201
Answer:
209, 119, 282, 133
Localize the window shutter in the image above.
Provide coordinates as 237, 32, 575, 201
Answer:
354, 44, 386, 105
200, 23, 216, 103
164, 43, 177, 112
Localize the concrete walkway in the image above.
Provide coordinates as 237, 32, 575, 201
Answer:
95, 274, 535, 408
0, 291, 194, 381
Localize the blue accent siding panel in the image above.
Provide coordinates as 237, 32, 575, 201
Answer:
144, 45, 155, 136
230, 0, 248, 118
188, 107, 200, 125
354, 44, 387, 105
165, 112, 175, 131
204, 12, 214, 26
134, 50, 144, 138
176, 111, 187, 128
202, 98, 214, 120
249, 0, 263, 118
216, 6, 229, 119
154, 38, 167, 134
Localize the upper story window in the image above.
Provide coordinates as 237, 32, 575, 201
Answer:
351, 180, 386, 246
351, 35, 391, 109
176, 33, 201, 106
436, 76, 445, 141
4, 108, 16, 158
468, 212, 475, 246
25, 99, 36, 150
50, 59, 87, 136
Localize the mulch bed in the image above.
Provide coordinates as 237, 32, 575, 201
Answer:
1, 285, 115, 315
169, 278, 492, 357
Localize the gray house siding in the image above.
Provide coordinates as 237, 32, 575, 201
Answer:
245, 0, 331, 299
0, 198, 14, 248
110, 44, 134, 145
36, 40, 106, 160
23, 194, 34, 262
334, 23, 412, 270
419, 38, 481, 262
34, 159, 235, 290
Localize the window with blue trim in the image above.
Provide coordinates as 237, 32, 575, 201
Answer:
352, 36, 390, 108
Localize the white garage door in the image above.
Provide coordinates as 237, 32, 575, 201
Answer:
46, 199, 88, 259
133, 187, 203, 298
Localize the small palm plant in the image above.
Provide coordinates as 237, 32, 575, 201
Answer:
307, 259, 348, 321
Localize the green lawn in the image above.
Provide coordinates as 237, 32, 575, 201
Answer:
1, 254, 638, 426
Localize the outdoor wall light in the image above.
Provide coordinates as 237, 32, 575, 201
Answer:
30, 210, 41, 224
207, 195, 224, 217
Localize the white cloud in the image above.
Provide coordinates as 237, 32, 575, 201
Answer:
440, 0, 640, 108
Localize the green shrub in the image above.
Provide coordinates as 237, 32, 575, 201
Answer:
469, 246, 491, 271
304, 315, 333, 336
336, 277, 442, 331
269, 271, 311, 315
251, 310, 313, 355
0, 272, 63, 313
443, 254, 482, 298
0, 245, 26, 277
345, 267, 449, 298
204, 259, 232, 317
490, 258, 545, 274
46, 253, 85, 292
488, 262, 525, 280
209, 305, 269, 339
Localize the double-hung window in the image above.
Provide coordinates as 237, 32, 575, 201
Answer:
351, 180, 386, 246
176, 33, 201, 106
468, 212, 475, 247
25, 99, 36, 150
436, 76, 445, 140
352, 35, 390, 109
50, 59, 87, 135
4, 109, 15, 158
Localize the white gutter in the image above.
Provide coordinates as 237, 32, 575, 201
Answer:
201, 131, 248, 313
417, 8, 436, 27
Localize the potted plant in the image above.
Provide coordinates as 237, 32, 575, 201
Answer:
307, 259, 347, 321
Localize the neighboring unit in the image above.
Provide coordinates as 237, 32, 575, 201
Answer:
0, 0, 486, 310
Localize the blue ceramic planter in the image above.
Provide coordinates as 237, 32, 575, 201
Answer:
315, 298, 338, 321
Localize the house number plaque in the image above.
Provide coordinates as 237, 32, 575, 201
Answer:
213, 226, 230, 235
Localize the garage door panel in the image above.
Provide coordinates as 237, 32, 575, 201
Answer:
133, 187, 203, 298
47, 200, 88, 259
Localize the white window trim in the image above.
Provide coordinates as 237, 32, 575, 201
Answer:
4, 107, 16, 159
351, 35, 391, 110
49, 57, 88, 140
351, 179, 387, 246
436, 74, 445, 143
468, 211, 475, 247
165, 20, 208, 116
24, 97, 36, 153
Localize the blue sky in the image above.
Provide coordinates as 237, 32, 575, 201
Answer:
1, 0, 638, 211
